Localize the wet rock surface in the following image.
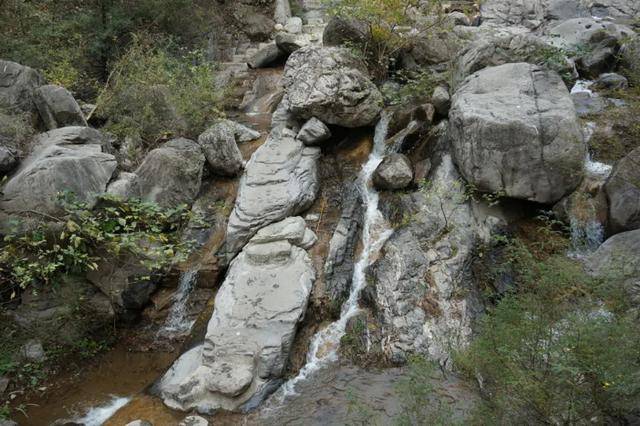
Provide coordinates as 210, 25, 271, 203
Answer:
159, 218, 316, 413
450, 62, 585, 204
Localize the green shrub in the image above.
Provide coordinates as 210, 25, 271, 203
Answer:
95, 35, 223, 156
457, 237, 640, 424
0, 193, 195, 295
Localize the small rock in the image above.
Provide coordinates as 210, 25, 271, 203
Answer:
0, 376, 9, 394
247, 44, 285, 69
233, 122, 261, 143
431, 86, 451, 116
275, 32, 308, 54
300, 228, 318, 249
198, 120, 244, 176
285, 17, 303, 34
296, 117, 332, 146
179, 415, 209, 426
0, 420, 18, 426
125, 421, 153, 426
373, 154, 413, 190
20, 340, 46, 362
594, 73, 628, 90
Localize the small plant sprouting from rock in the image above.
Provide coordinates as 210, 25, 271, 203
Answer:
0, 193, 197, 297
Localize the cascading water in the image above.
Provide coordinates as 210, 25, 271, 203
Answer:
72, 395, 131, 426
281, 112, 394, 396
157, 270, 198, 338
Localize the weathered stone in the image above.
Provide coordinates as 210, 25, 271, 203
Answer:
372, 154, 413, 190
620, 36, 640, 86
585, 229, 640, 306
447, 11, 471, 26
273, 0, 292, 25
431, 86, 451, 116
19, 340, 46, 362
107, 172, 138, 199
576, 33, 621, 79
400, 32, 461, 70
251, 216, 307, 245
125, 420, 153, 426
133, 138, 205, 208
159, 219, 316, 413
248, 44, 286, 69
545, 18, 633, 50
370, 155, 501, 366
480, 0, 546, 26
322, 16, 369, 48
285, 17, 303, 34
233, 121, 261, 143
572, 91, 607, 117
604, 147, 640, 234
594, 73, 629, 90
240, 72, 284, 113
0, 60, 44, 116
225, 126, 320, 256
198, 120, 244, 176
296, 117, 331, 146
275, 32, 309, 54
0, 142, 116, 216
449, 63, 585, 204
283, 46, 383, 128
179, 416, 208, 426
32, 126, 112, 152
33, 84, 87, 130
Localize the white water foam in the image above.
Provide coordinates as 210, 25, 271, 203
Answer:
73, 395, 131, 426
281, 112, 394, 396
158, 270, 198, 338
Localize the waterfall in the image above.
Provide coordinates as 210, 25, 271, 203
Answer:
281, 112, 394, 396
158, 270, 198, 338
569, 217, 605, 258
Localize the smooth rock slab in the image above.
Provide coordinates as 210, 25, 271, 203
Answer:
224, 126, 320, 256
0, 59, 44, 116
34, 84, 87, 129
282, 46, 383, 128
159, 220, 316, 413
449, 62, 585, 204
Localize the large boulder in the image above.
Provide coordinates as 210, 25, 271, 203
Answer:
0, 60, 44, 116
33, 84, 87, 130
322, 16, 370, 48
224, 125, 320, 256
586, 229, 640, 306
480, 0, 546, 26
282, 46, 383, 128
372, 154, 413, 190
0, 146, 18, 175
197, 120, 253, 176
0, 130, 116, 215
132, 138, 205, 208
449, 63, 585, 204
545, 17, 633, 50
159, 218, 316, 413
247, 44, 286, 69
604, 147, 640, 234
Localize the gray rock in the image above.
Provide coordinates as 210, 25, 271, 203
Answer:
447, 11, 471, 26
431, 86, 451, 116
240, 72, 284, 113
282, 46, 383, 128
107, 172, 138, 199
274, 0, 292, 25
453, 33, 577, 88
324, 185, 363, 304
370, 155, 500, 366
32, 126, 112, 152
0, 376, 8, 394
233, 122, 261, 143
480, 0, 546, 26
198, 120, 244, 176
576, 33, 620, 79
251, 216, 307, 245
33, 84, 87, 130
400, 32, 461, 70
604, 147, 640, 234
545, 18, 633, 50
179, 416, 208, 426
372, 154, 413, 190
19, 339, 46, 362
285, 17, 303, 34
0, 60, 44, 116
594, 73, 629, 90
159, 219, 316, 413
572, 91, 607, 117
585, 229, 640, 306
225, 126, 320, 256
0, 146, 18, 175
275, 32, 308, 55
125, 421, 153, 426
0, 419, 18, 426
450, 63, 585, 204
0, 142, 116, 216
322, 16, 369, 47
247, 44, 286, 69
296, 117, 331, 146
133, 138, 205, 208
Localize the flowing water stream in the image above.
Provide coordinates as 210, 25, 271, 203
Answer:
281, 112, 394, 396
157, 270, 199, 338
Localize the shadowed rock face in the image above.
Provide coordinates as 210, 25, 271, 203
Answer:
282, 46, 383, 128
159, 218, 316, 413
605, 147, 640, 234
0, 59, 44, 116
449, 62, 585, 204
224, 125, 320, 257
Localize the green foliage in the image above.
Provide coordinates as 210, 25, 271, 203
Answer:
395, 356, 459, 426
457, 236, 640, 424
0, 193, 195, 295
325, 0, 447, 81
95, 35, 223, 156
383, 69, 439, 105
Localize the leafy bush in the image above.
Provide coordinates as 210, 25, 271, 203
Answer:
95, 35, 223, 156
325, 0, 447, 81
458, 236, 640, 424
0, 193, 195, 295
